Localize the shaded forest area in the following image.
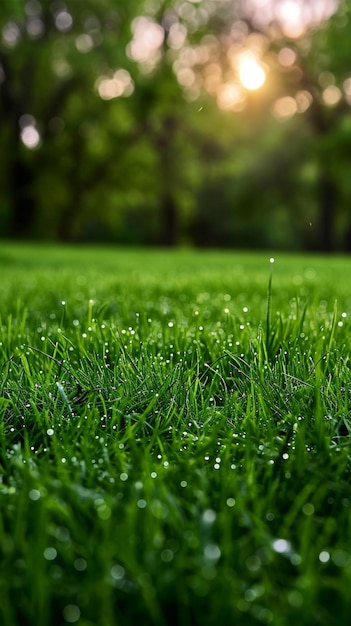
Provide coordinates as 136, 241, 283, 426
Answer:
1, 0, 351, 251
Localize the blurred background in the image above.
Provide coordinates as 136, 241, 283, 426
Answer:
1, 0, 351, 251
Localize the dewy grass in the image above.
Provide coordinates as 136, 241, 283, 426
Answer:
1, 243, 351, 626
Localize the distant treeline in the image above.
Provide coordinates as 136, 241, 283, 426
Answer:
1, 0, 351, 251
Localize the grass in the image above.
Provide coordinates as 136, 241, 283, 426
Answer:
1, 242, 351, 626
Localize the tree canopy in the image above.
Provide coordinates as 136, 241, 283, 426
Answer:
1, 0, 351, 250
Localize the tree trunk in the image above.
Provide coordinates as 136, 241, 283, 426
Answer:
8, 154, 38, 239
318, 172, 335, 252
155, 115, 179, 247
160, 192, 177, 246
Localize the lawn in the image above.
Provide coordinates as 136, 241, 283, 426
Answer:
1, 243, 351, 626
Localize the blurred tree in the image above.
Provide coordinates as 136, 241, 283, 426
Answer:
197, 0, 351, 251
1, 0, 351, 250
0, 0, 141, 238
264, 0, 351, 252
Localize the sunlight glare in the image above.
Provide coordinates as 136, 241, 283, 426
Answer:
244, 0, 338, 39
277, 47, 296, 67
238, 53, 266, 90
322, 85, 342, 106
127, 16, 164, 72
96, 69, 134, 100
277, 1, 305, 38
20, 125, 41, 149
217, 83, 245, 111
273, 96, 297, 120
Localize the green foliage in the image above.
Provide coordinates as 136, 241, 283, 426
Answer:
1, 245, 351, 624
1, 1, 351, 248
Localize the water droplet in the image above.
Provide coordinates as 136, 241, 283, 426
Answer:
204, 544, 221, 561
161, 549, 174, 563
272, 538, 291, 554
29, 489, 40, 501
288, 590, 303, 608
97, 504, 111, 520
319, 551, 330, 563
44, 547, 57, 561
63, 604, 80, 624
202, 509, 216, 524
74, 558, 87, 571
332, 549, 351, 567
302, 503, 314, 516
111, 564, 125, 580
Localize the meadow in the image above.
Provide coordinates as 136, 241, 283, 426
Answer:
1, 243, 351, 626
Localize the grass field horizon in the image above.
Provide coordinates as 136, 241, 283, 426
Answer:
1, 243, 351, 626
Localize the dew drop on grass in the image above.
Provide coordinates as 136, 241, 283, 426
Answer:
97, 504, 111, 520
331, 549, 351, 567
290, 553, 302, 566
161, 549, 174, 563
29, 489, 40, 501
287, 590, 303, 608
272, 539, 291, 554
204, 544, 221, 562
44, 547, 57, 561
319, 551, 330, 563
63, 604, 80, 624
244, 588, 257, 602
302, 503, 314, 516
226, 498, 236, 508
202, 509, 216, 524
74, 558, 87, 571
111, 564, 125, 580
246, 555, 261, 573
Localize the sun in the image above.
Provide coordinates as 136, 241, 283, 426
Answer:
238, 53, 266, 91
